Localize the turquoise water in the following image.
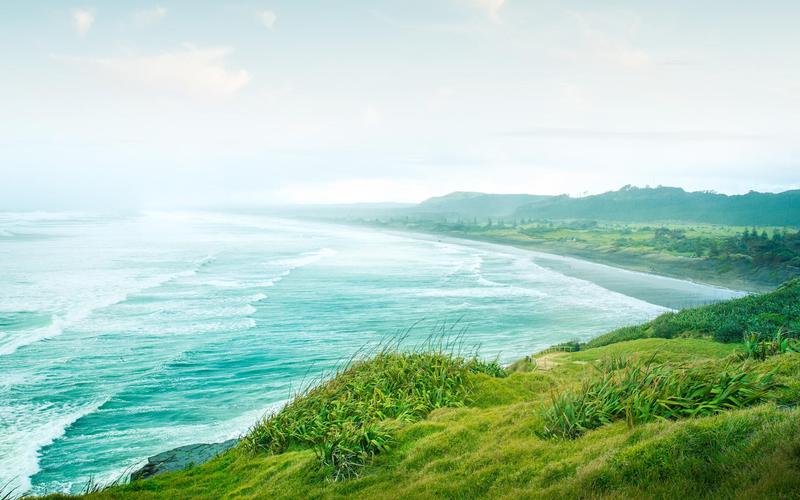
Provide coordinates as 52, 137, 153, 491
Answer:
0, 212, 744, 494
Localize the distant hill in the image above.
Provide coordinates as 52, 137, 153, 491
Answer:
415, 192, 549, 217
416, 186, 800, 226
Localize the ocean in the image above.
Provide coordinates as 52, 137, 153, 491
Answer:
0, 211, 744, 494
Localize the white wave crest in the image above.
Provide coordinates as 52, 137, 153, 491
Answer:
418, 285, 548, 299
269, 248, 336, 271
0, 255, 217, 357
0, 399, 107, 495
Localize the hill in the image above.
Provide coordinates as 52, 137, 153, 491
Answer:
415, 192, 549, 217
414, 186, 800, 226
516, 186, 800, 225
45, 281, 800, 499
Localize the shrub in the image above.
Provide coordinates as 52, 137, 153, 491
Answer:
312, 421, 393, 481
587, 279, 800, 347
585, 325, 646, 348
715, 318, 744, 343
242, 350, 505, 479
649, 313, 685, 339
541, 361, 779, 439
539, 340, 583, 355
741, 329, 800, 361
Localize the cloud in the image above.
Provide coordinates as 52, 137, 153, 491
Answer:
72, 8, 95, 37
475, 0, 505, 23
134, 6, 167, 26
61, 45, 251, 98
257, 10, 277, 29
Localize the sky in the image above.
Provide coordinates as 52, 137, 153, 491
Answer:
1, 1, 799, 209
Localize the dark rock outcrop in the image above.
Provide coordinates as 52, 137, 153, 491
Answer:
130, 439, 239, 481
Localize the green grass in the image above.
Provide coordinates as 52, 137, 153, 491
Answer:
240, 349, 505, 480
741, 328, 800, 360
47, 340, 800, 499
588, 278, 800, 347
541, 360, 779, 439
40, 283, 800, 499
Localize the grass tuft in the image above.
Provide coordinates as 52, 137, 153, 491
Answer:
741, 328, 800, 360
0, 479, 20, 500
241, 348, 505, 479
541, 360, 780, 439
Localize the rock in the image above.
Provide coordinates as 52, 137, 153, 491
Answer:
130, 438, 239, 481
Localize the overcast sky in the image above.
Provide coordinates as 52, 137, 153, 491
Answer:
1, 1, 799, 209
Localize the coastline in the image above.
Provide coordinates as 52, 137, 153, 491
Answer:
339, 221, 769, 295
130, 439, 239, 482
62, 281, 800, 498
15, 217, 753, 495
488, 238, 772, 293
312, 221, 750, 309
113, 221, 752, 489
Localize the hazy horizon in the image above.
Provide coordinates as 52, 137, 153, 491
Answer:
2, 1, 799, 210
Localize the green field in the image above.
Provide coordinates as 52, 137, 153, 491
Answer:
43, 281, 800, 499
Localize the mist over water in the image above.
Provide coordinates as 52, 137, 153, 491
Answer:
0, 212, 743, 494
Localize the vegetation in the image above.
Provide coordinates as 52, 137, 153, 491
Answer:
2, 480, 20, 500
39, 281, 800, 499
413, 186, 800, 226
541, 360, 778, 439
588, 278, 800, 347
319, 185, 800, 289
241, 348, 505, 480
741, 329, 800, 361
416, 192, 549, 217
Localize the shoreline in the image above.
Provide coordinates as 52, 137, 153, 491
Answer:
381, 229, 747, 310
116, 222, 748, 488
492, 238, 771, 293
18, 217, 752, 495
36, 281, 800, 497
336, 221, 769, 295
455, 235, 761, 292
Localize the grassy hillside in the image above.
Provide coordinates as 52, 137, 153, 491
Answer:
416, 192, 549, 217
44, 281, 800, 499
587, 278, 800, 348
515, 186, 800, 226
408, 186, 800, 226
